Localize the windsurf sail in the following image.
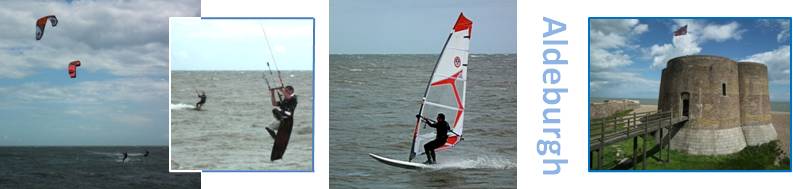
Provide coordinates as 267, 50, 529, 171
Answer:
409, 13, 472, 162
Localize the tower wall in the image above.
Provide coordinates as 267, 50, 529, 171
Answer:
737, 62, 777, 145
659, 55, 746, 155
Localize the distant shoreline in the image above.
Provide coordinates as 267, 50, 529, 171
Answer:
591, 97, 790, 112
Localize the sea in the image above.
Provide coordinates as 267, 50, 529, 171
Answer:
0, 146, 199, 188
170, 71, 313, 171
329, 54, 517, 188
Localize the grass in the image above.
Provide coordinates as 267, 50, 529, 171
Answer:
592, 136, 790, 170
591, 134, 655, 169
591, 109, 791, 170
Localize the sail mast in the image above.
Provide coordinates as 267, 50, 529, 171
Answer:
408, 33, 454, 162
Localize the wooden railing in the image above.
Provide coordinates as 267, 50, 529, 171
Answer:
589, 110, 688, 170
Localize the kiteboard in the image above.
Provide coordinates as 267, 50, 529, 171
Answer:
270, 118, 293, 161
370, 13, 472, 169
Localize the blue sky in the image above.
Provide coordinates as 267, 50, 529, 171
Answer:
0, 0, 199, 146
331, 0, 516, 54
590, 18, 791, 102
170, 18, 313, 71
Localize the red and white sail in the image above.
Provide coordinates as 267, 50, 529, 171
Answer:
409, 13, 472, 162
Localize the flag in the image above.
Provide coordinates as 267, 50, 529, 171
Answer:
673, 25, 687, 36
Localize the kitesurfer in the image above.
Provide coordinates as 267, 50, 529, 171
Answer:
265, 86, 298, 138
195, 90, 207, 110
144, 150, 149, 157
417, 113, 450, 164
122, 152, 128, 163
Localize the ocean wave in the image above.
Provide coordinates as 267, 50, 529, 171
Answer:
433, 155, 516, 170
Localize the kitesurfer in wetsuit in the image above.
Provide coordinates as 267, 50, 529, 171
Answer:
122, 152, 128, 163
265, 86, 298, 139
144, 150, 149, 157
195, 90, 207, 110
417, 113, 450, 164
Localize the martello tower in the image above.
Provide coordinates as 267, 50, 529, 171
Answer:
657, 55, 776, 155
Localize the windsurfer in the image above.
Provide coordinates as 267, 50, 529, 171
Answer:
417, 113, 450, 164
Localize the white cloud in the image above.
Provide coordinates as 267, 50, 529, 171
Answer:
741, 45, 791, 84
776, 20, 791, 43
176, 19, 313, 42
169, 17, 314, 70
8, 78, 168, 104
759, 19, 792, 43
700, 22, 744, 42
589, 19, 648, 70
590, 48, 632, 70
590, 19, 660, 98
111, 113, 152, 126
0, 0, 199, 79
647, 20, 745, 69
773, 19, 790, 43
590, 71, 660, 98
648, 34, 702, 69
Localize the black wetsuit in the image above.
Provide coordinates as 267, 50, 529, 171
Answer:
196, 94, 206, 106
272, 95, 298, 121
423, 119, 450, 163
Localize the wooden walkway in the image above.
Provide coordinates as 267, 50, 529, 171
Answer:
589, 111, 688, 170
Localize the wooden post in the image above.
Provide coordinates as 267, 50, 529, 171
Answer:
598, 119, 604, 169
642, 116, 649, 169
658, 115, 664, 163
613, 116, 617, 136
632, 136, 637, 170
630, 112, 636, 170
666, 111, 671, 163
597, 149, 602, 169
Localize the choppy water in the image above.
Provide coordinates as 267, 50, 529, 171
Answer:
171, 71, 313, 171
0, 146, 199, 188
330, 54, 517, 188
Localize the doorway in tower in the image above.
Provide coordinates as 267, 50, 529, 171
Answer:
681, 92, 690, 117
